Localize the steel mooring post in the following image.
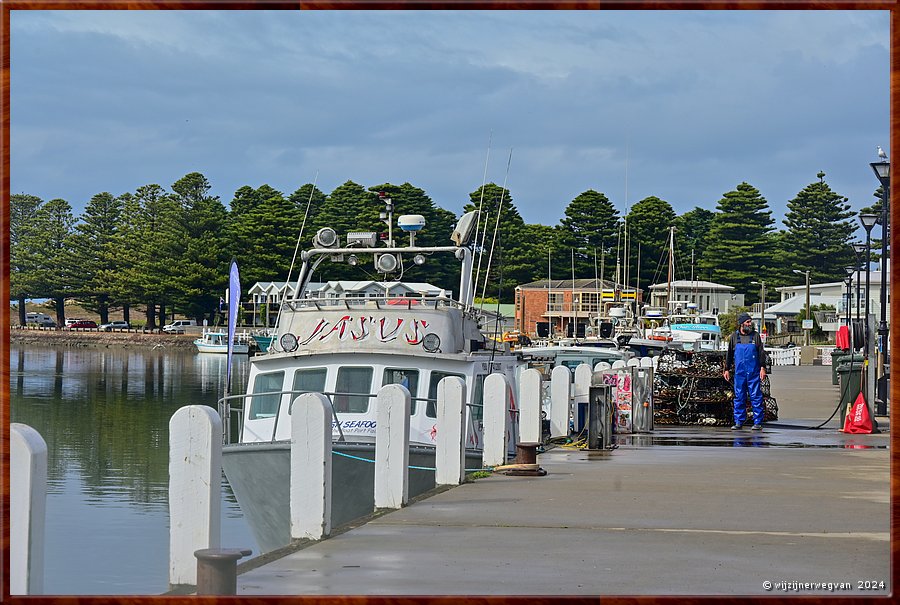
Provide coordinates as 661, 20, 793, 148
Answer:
194, 548, 252, 595
587, 383, 612, 449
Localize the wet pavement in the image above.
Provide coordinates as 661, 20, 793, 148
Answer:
235, 365, 891, 596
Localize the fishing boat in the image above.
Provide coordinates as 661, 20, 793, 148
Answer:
219, 202, 521, 554
250, 329, 275, 353
193, 329, 252, 354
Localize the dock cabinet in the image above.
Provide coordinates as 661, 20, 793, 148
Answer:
597, 366, 654, 433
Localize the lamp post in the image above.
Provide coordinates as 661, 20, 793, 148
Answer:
792, 269, 811, 346
852, 242, 867, 338
844, 263, 859, 353
870, 157, 890, 415
859, 212, 878, 423
843, 266, 856, 348
751, 280, 766, 340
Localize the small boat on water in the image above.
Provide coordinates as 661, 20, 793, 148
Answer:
194, 329, 252, 354
219, 203, 521, 553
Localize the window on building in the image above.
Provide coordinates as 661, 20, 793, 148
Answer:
581, 292, 600, 313
548, 292, 564, 312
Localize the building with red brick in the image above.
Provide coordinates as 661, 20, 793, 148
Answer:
514, 279, 641, 339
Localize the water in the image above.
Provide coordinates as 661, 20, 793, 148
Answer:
10, 343, 259, 595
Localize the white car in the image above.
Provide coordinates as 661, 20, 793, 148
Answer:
100, 320, 130, 331
162, 319, 197, 334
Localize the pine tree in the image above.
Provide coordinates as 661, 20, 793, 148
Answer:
779, 172, 855, 285
625, 196, 677, 291
68, 191, 124, 323
675, 207, 715, 276
10, 194, 44, 324
169, 172, 230, 322
556, 189, 620, 277
699, 182, 775, 303
463, 183, 532, 301
225, 184, 304, 286
25, 199, 77, 324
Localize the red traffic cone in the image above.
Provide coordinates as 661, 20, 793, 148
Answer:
842, 392, 874, 434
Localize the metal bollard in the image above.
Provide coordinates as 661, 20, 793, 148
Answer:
587, 383, 612, 449
194, 548, 252, 595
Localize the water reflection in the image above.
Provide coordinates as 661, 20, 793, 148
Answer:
10, 344, 254, 594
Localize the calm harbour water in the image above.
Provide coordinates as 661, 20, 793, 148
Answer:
10, 343, 260, 595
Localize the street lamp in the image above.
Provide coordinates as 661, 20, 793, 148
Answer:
844, 263, 859, 353
869, 156, 890, 415
751, 280, 766, 340
859, 212, 878, 419
843, 266, 856, 348
852, 242, 867, 332
792, 269, 811, 346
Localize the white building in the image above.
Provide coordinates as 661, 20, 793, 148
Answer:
646, 280, 744, 314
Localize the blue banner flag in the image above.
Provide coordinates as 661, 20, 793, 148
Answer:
226, 259, 240, 395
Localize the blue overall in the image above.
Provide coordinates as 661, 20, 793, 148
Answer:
733, 336, 764, 426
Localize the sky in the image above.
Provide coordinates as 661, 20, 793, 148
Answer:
9, 10, 891, 232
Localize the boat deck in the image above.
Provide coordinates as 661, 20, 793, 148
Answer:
233, 365, 891, 596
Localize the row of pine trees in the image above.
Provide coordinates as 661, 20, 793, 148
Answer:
10, 171, 884, 327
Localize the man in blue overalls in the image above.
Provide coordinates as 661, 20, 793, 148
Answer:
723, 312, 766, 430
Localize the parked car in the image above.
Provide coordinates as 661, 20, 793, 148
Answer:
162, 319, 197, 334
68, 320, 98, 329
100, 320, 130, 331
65, 318, 82, 327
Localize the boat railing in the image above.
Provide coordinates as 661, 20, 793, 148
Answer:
281, 295, 466, 313
218, 389, 486, 445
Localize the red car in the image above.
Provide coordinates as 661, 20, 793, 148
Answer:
68, 320, 98, 329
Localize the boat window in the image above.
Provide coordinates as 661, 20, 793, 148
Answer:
334, 367, 374, 413
292, 368, 327, 394
382, 368, 420, 414
471, 374, 486, 421
560, 360, 585, 370
426, 371, 465, 418
249, 371, 285, 420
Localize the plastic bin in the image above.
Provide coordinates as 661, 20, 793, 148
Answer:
832, 352, 862, 385
836, 360, 864, 420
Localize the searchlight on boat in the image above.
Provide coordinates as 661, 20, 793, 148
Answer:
451, 210, 479, 246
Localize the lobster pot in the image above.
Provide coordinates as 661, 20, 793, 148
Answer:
597, 366, 654, 433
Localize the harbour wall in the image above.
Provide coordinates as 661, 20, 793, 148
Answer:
9, 327, 198, 349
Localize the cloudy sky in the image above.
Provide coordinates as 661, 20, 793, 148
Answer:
10, 10, 890, 231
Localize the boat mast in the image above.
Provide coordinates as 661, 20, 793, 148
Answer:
571, 248, 577, 339
547, 247, 552, 337
666, 226, 675, 311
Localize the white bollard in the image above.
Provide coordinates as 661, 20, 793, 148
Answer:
11, 423, 47, 595
375, 384, 411, 509
627, 357, 640, 367
169, 406, 222, 587
612, 359, 627, 368
550, 365, 572, 438
436, 376, 467, 485
640, 356, 653, 367
594, 361, 611, 372
482, 373, 510, 467
291, 393, 333, 540
574, 364, 592, 434
518, 368, 543, 444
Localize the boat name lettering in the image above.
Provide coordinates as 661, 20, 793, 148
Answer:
296, 315, 432, 346
332, 420, 377, 429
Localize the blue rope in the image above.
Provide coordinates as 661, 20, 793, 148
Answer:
331, 450, 486, 472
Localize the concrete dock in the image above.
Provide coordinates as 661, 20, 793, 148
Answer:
235, 366, 892, 596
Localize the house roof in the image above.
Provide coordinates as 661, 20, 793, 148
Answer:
752, 294, 844, 317
517, 278, 638, 291
647, 280, 734, 291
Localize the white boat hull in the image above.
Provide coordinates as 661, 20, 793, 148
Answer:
194, 341, 250, 354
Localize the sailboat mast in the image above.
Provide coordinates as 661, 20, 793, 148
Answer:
571, 248, 576, 339
666, 226, 675, 310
